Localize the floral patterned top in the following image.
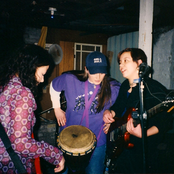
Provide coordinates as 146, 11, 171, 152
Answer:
0, 76, 63, 174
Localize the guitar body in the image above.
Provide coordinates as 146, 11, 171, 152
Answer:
109, 108, 137, 132
108, 108, 136, 152
106, 108, 142, 173
106, 107, 140, 172
124, 108, 136, 148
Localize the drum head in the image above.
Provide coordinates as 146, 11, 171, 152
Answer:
57, 125, 96, 155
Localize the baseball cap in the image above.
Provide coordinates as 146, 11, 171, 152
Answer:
85, 51, 108, 74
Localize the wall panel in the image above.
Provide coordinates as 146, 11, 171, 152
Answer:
59, 41, 74, 75
107, 31, 139, 83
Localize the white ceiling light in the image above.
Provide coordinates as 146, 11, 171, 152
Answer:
48, 7, 57, 18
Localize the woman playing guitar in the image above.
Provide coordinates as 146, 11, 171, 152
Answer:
103, 48, 173, 173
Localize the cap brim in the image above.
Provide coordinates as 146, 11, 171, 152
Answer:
88, 66, 108, 74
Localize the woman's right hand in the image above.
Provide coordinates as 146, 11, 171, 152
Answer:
103, 123, 111, 134
54, 156, 65, 173
54, 108, 66, 126
103, 109, 115, 124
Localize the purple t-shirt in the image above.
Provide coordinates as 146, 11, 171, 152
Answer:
52, 73, 120, 146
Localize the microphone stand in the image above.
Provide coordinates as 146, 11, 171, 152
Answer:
138, 71, 147, 173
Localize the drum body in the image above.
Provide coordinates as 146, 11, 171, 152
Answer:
57, 125, 97, 171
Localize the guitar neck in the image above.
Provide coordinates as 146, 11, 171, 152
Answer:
109, 99, 174, 136
147, 102, 165, 118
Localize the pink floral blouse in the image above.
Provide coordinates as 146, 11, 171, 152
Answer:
0, 77, 63, 174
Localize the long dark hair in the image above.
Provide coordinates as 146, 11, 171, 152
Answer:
0, 44, 54, 98
63, 70, 112, 112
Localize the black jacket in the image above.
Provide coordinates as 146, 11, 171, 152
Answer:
109, 77, 173, 172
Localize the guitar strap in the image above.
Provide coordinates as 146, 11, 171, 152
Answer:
0, 122, 27, 174
80, 80, 99, 127
63, 81, 104, 141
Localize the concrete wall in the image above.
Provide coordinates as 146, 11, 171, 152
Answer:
37, 121, 57, 146
24, 27, 41, 44
153, 28, 174, 89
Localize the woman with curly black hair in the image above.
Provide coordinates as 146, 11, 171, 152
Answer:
0, 44, 65, 174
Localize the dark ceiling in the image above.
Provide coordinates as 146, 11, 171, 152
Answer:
1, 0, 174, 37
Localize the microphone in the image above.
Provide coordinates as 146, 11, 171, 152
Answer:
139, 63, 150, 77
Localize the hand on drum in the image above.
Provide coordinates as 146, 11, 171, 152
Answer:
103, 123, 111, 134
54, 156, 65, 173
103, 110, 115, 124
54, 108, 66, 126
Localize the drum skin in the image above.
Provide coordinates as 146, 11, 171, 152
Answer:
57, 125, 97, 171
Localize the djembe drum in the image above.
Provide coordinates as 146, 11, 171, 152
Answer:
57, 125, 97, 171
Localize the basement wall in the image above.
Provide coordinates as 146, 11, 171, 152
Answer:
153, 28, 174, 89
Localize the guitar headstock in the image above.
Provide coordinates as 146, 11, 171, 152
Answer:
164, 93, 174, 113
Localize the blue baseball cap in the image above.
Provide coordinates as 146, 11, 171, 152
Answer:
85, 51, 108, 74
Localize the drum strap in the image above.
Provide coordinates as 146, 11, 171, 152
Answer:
80, 80, 104, 142
80, 81, 104, 162
80, 80, 99, 128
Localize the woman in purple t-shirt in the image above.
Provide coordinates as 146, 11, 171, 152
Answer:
50, 51, 120, 174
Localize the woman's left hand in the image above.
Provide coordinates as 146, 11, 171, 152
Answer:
103, 110, 115, 124
103, 123, 111, 134
126, 118, 142, 138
